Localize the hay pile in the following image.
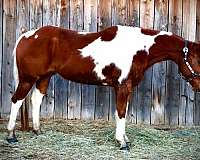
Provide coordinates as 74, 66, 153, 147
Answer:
0, 119, 200, 160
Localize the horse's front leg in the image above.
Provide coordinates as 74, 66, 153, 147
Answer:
115, 81, 132, 150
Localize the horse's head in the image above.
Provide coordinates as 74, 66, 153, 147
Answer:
179, 41, 200, 92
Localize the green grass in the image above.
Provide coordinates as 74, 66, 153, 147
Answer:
0, 119, 200, 160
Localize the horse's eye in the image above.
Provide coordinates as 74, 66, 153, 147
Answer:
198, 60, 200, 65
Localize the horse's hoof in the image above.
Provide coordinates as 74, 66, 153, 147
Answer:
126, 141, 131, 146
6, 137, 18, 144
120, 143, 130, 151
33, 129, 42, 136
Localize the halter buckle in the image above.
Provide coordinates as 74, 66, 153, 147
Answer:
183, 46, 188, 54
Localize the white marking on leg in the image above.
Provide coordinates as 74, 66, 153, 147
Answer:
115, 102, 129, 143
7, 100, 24, 131
79, 25, 172, 82
115, 112, 126, 142
31, 88, 44, 131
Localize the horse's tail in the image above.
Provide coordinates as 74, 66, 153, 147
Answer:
13, 33, 25, 89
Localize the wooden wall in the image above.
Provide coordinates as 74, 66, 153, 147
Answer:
0, 0, 200, 126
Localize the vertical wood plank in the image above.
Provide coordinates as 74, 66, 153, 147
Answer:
112, 0, 128, 25
2, 0, 17, 118
54, 0, 70, 119
94, 0, 112, 120
151, 0, 168, 125
137, 68, 152, 124
30, 0, 43, 29
167, 0, 182, 126
128, 0, 140, 27
127, 0, 140, 123
42, 0, 59, 118
98, 0, 112, 31
95, 86, 110, 119
194, 0, 200, 125
140, 0, 154, 29
16, 0, 30, 130
0, 0, 3, 118
137, 0, 154, 124
70, 0, 84, 30
83, 0, 97, 31
67, 0, 83, 119
81, 0, 97, 120
182, 0, 196, 126
29, 0, 43, 119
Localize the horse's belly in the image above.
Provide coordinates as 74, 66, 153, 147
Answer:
58, 55, 103, 85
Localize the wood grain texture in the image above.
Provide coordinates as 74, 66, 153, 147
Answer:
112, 0, 128, 25
16, 0, 30, 129
30, 0, 43, 29
128, 0, 140, 27
2, 0, 17, 118
67, 0, 83, 119
137, 0, 154, 124
98, 0, 112, 31
127, 0, 140, 123
95, 0, 112, 120
42, 0, 60, 118
81, 84, 95, 120
166, 0, 182, 126
95, 86, 110, 120
54, 0, 70, 119
0, 0, 3, 118
182, 0, 196, 126
140, 0, 154, 29
81, 0, 97, 120
151, 0, 168, 125
29, 0, 43, 120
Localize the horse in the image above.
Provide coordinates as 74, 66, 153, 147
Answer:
6, 25, 200, 150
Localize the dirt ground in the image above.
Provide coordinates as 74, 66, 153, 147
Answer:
0, 119, 200, 160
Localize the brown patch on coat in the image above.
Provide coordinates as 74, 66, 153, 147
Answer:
100, 26, 118, 41
141, 28, 159, 36
102, 63, 121, 86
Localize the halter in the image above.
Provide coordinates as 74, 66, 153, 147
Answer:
181, 40, 200, 82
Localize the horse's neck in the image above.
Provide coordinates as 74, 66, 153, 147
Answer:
148, 35, 185, 67
130, 35, 185, 86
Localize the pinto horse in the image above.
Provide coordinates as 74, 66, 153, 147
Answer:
7, 25, 200, 150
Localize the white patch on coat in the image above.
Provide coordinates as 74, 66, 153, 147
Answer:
7, 100, 24, 131
24, 29, 38, 38
34, 34, 38, 39
78, 31, 89, 35
31, 88, 44, 130
80, 25, 172, 82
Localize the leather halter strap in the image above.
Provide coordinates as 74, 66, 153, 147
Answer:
182, 40, 200, 81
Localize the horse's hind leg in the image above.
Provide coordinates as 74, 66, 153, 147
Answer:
31, 76, 51, 135
7, 80, 35, 143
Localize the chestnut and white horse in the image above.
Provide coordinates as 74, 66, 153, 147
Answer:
7, 25, 200, 150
